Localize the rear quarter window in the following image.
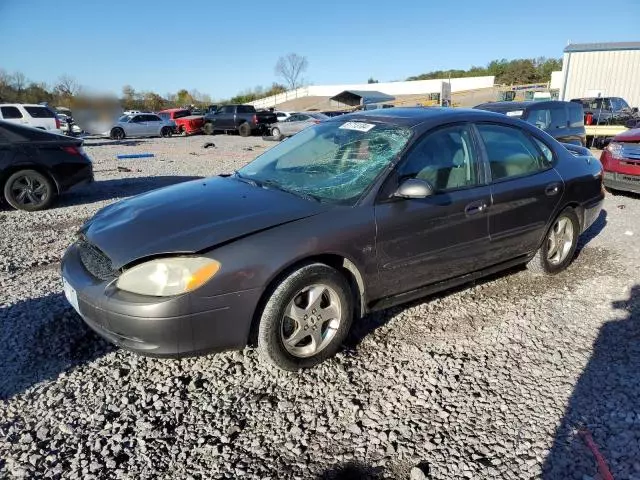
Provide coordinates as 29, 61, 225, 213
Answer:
568, 104, 584, 128
1, 106, 23, 119
24, 106, 56, 118
237, 106, 255, 114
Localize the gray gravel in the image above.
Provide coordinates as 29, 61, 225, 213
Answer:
1, 135, 639, 479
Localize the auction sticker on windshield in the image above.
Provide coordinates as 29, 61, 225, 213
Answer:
506, 110, 524, 117
339, 121, 376, 132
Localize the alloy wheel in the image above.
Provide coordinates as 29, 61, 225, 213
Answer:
546, 216, 574, 265
10, 174, 49, 207
281, 284, 342, 358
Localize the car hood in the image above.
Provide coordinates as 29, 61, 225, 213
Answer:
81, 176, 331, 269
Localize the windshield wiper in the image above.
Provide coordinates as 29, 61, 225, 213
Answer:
234, 172, 322, 203
233, 171, 259, 187
259, 179, 323, 203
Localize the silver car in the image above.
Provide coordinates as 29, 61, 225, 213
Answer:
104, 113, 175, 140
270, 112, 329, 140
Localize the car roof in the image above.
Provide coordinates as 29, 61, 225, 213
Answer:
159, 108, 188, 112
0, 103, 50, 107
325, 107, 511, 128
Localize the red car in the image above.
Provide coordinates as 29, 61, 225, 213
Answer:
600, 128, 640, 194
158, 108, 204, 135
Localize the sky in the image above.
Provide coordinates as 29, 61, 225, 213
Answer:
1, 0, 639, 100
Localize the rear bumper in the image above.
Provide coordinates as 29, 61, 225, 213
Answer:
582, 195, 604, 232
604, 171, 640, 194
58, 163, 94, 192
60, 242, 262, 357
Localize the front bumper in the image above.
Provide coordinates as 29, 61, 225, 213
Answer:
60, 243, 262, 357
604, 171, 640, 194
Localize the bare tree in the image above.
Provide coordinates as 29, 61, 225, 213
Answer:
275, 53, 308, 90
10, 71, 27, 92
55, 74, 80, 97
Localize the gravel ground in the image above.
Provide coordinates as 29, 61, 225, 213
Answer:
1, 135, 639, 479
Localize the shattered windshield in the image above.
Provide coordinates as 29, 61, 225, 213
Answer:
237, 121, 412, 204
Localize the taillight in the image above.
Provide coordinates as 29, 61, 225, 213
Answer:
61, 146, 81, 155
607, 142, 624, 160
252, 114, 258, 124
312, 120, 321, 124
585, 113, 593, 125
55, 117, 61, 129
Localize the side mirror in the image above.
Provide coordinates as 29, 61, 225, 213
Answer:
633, 107, 639, 114
394, 178, 434, 199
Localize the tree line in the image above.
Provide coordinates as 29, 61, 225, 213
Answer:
406, 57, 562, 85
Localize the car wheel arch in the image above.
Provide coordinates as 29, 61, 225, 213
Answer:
246, 253, 366, 347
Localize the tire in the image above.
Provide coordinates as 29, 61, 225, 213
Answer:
238, 122, 251, 137
161, 126, 172, 138
203, 123, 214, 135
271, 127, 281, 140
110, 127, 125, 140
527, 208, 580, 275
257, 263, 354, 371
4, 169, 57, 211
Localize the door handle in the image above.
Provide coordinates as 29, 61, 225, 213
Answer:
465, 200, 487, 216
545, 183, 560, 196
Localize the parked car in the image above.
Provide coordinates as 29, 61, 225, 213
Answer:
103, 113, 175, 140
203, 105, 277, 136
599, 128, 640, 194
158, 108, 205, 135
0, 104, 62, 134
271, 112, 329, 140
61, 108, 603, 370
0, 121, 93, 211
570, 97, 640, 127
322, 111, 350, 117
474, 101, 586, 146
274, 110, 293, 121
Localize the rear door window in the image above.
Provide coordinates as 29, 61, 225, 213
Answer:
525, 105, 566, 131
237, 105, 254, 114
24, 106, 55, 118
477, 123, 550, 181
144, 114, 161, 122
1, 106, 23, 119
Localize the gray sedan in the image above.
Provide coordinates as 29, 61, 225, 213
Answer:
271, 112, 329, 139
103, 113, 175, 140
61, 108, 604, 371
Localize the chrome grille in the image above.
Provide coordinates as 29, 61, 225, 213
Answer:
621, 143, 640, 161
77, 239, 117, 280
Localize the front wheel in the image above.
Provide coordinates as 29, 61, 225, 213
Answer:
271, 126, 282, 140
4, 169, 57, 211
161, 126, 173, 138
527, 208, 579, 275
257, 263, 354, 370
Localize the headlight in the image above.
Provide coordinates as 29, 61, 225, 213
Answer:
116, 257, 220, 296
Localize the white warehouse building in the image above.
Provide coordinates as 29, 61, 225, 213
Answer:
559, 42, 640, 107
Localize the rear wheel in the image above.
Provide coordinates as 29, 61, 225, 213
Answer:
110, 127, 125, 140
4, 169, 57, 211
203, 123, 214, 135
161, 126, 172, 138
257, 263, 353, 370
238, 122, 251, 137
527, 208, 579, 275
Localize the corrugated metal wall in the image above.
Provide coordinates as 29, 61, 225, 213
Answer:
560, 50, 640, 107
